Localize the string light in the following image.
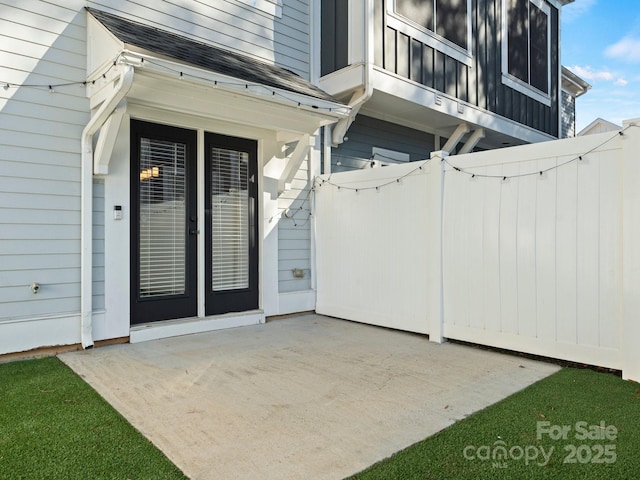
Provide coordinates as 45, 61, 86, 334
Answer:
0, 51, 347, 114
443, 125, 636, 181
316, 159, 430, 192
132, 55, 346, 113
264, 183, 315, 227
316, 124, 639, 192
0, 53, 123, 92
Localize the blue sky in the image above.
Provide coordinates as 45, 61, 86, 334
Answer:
562, 0, 640, 132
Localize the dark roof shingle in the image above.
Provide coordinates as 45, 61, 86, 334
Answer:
87, 7, 341, 103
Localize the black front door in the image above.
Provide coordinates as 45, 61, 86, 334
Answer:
131, 120, 198, 324
130, 122, 259, 324
204, 133, 259, 315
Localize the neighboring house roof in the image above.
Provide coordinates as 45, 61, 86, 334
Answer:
561, 66, 591, 98
86, 7, 339, 103
578, 118, 622, 136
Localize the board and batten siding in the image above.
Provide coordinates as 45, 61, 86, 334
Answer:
320, 0, 349, 76
372, 0, 559, 137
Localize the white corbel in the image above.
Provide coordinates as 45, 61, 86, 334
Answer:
458, 128, 485, 154
278, 134, 311, 194
94, 100, 126, 175
442, 123, 471, 153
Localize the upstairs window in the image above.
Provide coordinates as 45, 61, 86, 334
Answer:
503, 0, 551, 103
395, 0, 468, 50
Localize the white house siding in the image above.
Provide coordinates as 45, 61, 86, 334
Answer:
0, 0, 316, 353
92, 178, 105, 312
87, 0, 311, 78
0, 2, 88, 342
278, 159, 312, 293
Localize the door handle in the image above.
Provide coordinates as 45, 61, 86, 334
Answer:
189, 228, 198, 235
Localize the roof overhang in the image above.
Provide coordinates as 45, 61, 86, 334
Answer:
323, 65, 555, 149
368, 67, 556, 147
548, 0, 574, 7
86, 9, 349, 140
119, 51, 347, 136
561, 66, 591, 98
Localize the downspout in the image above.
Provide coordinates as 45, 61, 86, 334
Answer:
80, 64, 134, 348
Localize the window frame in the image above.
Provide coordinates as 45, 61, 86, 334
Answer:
501, 0, 552, 106
387, 0, 473, 67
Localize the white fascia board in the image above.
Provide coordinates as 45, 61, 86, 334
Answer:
119, 51, 350, 119
318, 64, 366, 98
548, 0, 572, 8
370, 67, 555, 144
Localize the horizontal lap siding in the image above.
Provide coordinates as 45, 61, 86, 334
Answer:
376, 0, 559, 137
0, 1, 88, 321
278, 159, 312, 293
89, 0, 311, 77
561, 90, 575, 138
92, 179, 105, 311
332, 116, 435, 171
1, 0, 308, 327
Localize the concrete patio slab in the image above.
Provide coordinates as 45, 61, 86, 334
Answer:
60, 314, 560, 480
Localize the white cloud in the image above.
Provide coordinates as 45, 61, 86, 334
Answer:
567, 65, 614, 81
562, 0, 597, 23
566, 65, 631, 88
605, 37, 640, 63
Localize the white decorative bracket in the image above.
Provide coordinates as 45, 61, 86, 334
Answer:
278, 133, 311, 194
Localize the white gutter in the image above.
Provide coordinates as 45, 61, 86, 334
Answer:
80, 64, 134, 348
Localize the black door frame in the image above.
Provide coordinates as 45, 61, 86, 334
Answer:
130, 119, 198, 324
130, 121, 259, 324
204, 132, 259, 316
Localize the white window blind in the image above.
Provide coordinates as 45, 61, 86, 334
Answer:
138, 138, 187, 297
210, 147, 249, 291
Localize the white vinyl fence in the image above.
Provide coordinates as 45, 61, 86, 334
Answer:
315, 119, 640, 381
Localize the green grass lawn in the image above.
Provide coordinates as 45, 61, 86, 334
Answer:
1, 357, 638, 480
0, 357, 187, 480
348, 367, 640, 480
